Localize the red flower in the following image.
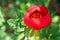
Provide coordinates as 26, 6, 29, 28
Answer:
24, 5, 52, 30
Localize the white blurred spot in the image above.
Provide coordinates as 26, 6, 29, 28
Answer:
52, 16, 59, 22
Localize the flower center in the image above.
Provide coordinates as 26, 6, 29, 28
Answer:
29, 10, 45, 19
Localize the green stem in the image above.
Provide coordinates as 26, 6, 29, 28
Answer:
34, 30, 40, 40
30, 29, 35, 37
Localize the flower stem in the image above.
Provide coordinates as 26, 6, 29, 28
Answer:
29, 29, 40, 40
30, 29, 35, 37
34, 30, 40, 40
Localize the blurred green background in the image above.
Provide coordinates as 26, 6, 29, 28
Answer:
0, 0, 60, 40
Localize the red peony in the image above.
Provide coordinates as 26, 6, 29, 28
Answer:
23, 5, 52, 30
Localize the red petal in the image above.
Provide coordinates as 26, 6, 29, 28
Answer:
40, 5, 48, 14
27, 6, 40, 14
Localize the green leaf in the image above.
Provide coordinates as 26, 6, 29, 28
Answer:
20, 3, 28, 11
0, 7, 5, 26
16, 33, 24, 40
51, 10, 56, 17
40, 28, 48, 38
